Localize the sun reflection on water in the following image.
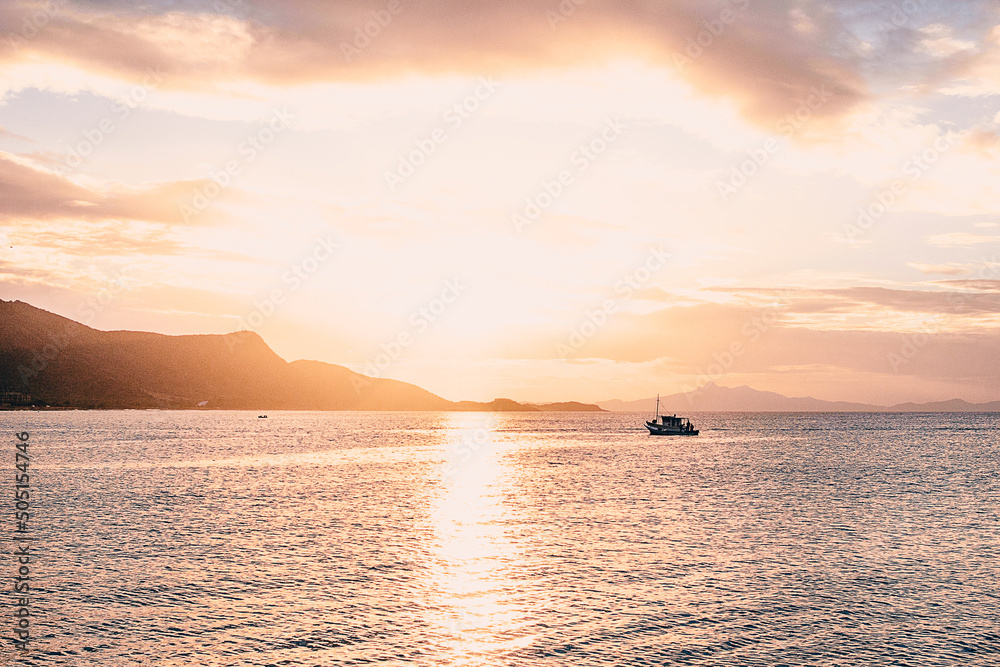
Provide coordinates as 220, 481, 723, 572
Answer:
424, 413, 533, 664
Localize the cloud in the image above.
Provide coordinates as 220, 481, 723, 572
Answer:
819, 286, 1000, 316
0, 125, 32, 143
934, 279, 1000, 292
0, 0, 869, 129
12, 223, 187, 256
927, 232, 1000, 247
698, 283, 1000, 320
935, 22, 1000, 97
916, 23, 978, 58
0, 257, 53, 282
963, 129, 1000, 154
0, 152, 211, 225
532, 300, 1000, 386
907, 262, 970, 276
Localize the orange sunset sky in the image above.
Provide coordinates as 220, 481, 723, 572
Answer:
1, 0, 999, 404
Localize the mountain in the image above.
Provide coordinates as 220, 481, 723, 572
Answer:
0, 300, 603, 411
528, 401, 605, 412
599, 383, 1000, 413
885, 398, 1000, 412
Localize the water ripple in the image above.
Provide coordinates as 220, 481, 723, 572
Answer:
1, 410, 997, 665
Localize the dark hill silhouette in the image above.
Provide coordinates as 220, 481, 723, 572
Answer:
0, 300, 602, 411
529, 401, 605, 412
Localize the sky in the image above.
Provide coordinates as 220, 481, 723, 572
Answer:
1, 0, 999, 405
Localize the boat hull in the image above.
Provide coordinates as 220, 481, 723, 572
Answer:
645, 421, 699, 436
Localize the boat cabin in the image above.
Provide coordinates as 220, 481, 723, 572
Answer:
660, 414, 691, 428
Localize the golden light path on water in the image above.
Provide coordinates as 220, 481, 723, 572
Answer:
425, 413, 534, 665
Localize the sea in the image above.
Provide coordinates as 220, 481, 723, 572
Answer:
2, 410, 998, 666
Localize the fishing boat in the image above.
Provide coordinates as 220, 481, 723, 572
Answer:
645, 395, 699, 436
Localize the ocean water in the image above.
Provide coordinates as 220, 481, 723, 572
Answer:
2, 410, 998, 666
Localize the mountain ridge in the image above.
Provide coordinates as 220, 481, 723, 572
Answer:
0, 300, 603, 411
5, 300, 995, 412
598, 383, 1000, 413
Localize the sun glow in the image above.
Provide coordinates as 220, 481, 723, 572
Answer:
2, 1, 1000, 404
424, 414, 534, 662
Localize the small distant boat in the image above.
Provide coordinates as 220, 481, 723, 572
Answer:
645, 395, 698, 436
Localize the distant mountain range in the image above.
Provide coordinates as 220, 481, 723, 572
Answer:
0, 300, 603, 411
599, 383, 1000, 413
5, 300, 995, 413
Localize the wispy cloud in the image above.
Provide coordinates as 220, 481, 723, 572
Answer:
0, 152, 216, 225
907, 262, 970, 276
927, 232, 1000, 247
